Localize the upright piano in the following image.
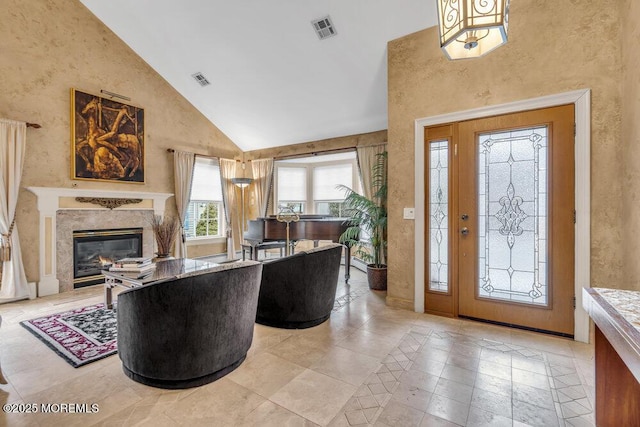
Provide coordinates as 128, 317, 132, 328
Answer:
244, 215, 354, 282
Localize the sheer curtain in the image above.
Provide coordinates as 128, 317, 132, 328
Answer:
0, 119, 29, 301
251, 158, 274, 218
219, 159, 239, 259
173, 150, 195, 258
356, 143, 387, 264
356, 143, 387, 200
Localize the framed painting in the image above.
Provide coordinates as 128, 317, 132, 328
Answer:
71, 89, 145, 183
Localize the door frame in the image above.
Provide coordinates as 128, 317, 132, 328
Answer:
413, 89, 591, 343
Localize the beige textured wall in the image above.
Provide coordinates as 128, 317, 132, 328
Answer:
1, 0, 241, 282
621, 0, 640, 288
387, 0, 624, 307
186, 241, 226, 259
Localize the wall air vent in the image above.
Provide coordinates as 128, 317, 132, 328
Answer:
312, 16, 337, 40
191, 72, 211, 87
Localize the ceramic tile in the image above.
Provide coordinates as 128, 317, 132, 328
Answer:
512, 355, 547, 375
473, 373, 512, 397
163, 378, 265, 425
397, 369, 440, 394
470, 387, 513, 418
227, 351, 306, 398
446, 352, 480, 372
375, 399, 425, 427
419, 413, 461, 426
466, 406, 512, 427
433, 377, 474, 405
237, 400, 318, 426
512, 399, 560, 427
410, 357, 446, 378
440, 364, 477, 387
311, 346, 380, 386
265, 335, 330, 368
426, 394, 470, 426
477, 360, 512, 381
512, 367, 551, 390
270, 369, 356, 426
390, 378, 433, 411
336, 329, 398, 359
512, 382, 555, 410
361, 316, 413, 340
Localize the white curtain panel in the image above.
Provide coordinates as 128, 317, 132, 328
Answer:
172, 150, 195, 259
250, 158, 274, 218
356, 143, 387, 200
0, 119, 29, 301
219, 159, 239, 259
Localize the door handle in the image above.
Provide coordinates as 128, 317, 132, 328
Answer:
460, 227, 469, 235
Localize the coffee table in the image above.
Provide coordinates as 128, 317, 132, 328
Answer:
102, 258, 221, 309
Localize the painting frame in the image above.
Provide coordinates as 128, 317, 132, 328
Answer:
71, 88, 145, 183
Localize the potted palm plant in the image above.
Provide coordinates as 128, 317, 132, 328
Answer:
338, 151, 387, 290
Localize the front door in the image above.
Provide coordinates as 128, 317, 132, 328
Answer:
425, 105, 575, 336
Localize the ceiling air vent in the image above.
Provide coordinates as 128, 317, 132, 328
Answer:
192, 72, 211, 87
312, 16, 337, 40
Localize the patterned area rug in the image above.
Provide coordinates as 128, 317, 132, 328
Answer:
20, 303, 117, 368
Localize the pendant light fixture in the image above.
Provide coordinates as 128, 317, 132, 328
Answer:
437, 0, 510, 60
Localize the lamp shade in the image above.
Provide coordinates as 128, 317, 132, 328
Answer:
437, 0, 510, 60
231, 177, 253, 188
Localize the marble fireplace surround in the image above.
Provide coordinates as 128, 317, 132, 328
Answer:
27, 187, 173, 296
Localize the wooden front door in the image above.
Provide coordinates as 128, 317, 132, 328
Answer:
424, 105, 575, 336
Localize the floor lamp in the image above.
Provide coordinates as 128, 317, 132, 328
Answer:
231, 177, 253, 234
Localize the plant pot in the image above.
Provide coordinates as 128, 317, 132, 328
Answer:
367, 264, 387, 290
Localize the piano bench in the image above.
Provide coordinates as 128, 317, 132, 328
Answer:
242, 241, 287, 261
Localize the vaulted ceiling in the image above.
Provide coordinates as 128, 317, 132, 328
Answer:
80, 1, 437, 151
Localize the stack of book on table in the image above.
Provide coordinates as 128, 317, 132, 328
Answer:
109, 257, 155, 278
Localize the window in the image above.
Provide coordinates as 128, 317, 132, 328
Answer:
275, 152, 357, 216
313, 163, 353, 217
184, 157, 225, 239
276, 166, 307, 214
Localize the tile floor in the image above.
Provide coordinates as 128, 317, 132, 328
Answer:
0, 267, 595, 426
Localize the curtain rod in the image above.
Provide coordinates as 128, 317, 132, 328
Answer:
167, 140, 387, 161
166, 148, 244, 162
27, 122, 41, 128
272, 141, 387, 161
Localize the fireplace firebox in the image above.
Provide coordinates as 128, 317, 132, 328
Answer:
73, 228, 143, 288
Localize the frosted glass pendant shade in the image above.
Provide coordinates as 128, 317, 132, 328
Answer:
437, 0, 510, 60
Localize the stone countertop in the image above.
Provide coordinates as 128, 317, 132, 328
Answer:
583, 287, 640, 383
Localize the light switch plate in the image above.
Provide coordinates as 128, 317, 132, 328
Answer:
403, 207, 415, 220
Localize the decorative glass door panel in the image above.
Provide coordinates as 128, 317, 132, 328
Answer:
424, 125, 456, 317
429, 104, 577, 336
430, 140, 449, 293
477, 126, 548, 306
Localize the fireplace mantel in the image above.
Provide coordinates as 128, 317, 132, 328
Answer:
26, 187, 173, 296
